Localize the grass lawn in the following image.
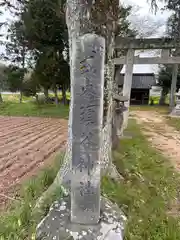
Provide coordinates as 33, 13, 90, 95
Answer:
2, 94, 31, 103
0, 102, 69, 119
102, 119, 180, 240
130, 105, 169, 114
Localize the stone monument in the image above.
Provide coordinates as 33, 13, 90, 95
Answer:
70, 34, 104, 225
171, 89, 180, 116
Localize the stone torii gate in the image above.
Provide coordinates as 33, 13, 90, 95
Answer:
114, 37, 180, 129
36, 36, 180, 240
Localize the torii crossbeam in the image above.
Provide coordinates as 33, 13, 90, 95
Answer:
114, 37, 180, 129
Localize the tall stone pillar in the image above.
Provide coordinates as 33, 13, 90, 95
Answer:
71, 34, 105, 224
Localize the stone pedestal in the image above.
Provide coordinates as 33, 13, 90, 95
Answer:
36, 196, 126, 240
171, 89, 180, 116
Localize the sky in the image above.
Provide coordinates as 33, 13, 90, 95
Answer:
0, 0, 173, 73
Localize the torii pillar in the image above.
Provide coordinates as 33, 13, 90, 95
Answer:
122, 49, 135, 131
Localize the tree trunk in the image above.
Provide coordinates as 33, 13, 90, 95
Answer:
54, 87, 59, 106
0, 93, 3, 103
19, 91, 23, 103
44, 88, 49, 103
62, 85, 67, 105
35, 94, 39, 104
20, 44, 26, 104
52, 2, 119, 186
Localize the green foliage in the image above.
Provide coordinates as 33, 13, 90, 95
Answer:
2, 20, 28, 67
167, 13, 180, 39
0, 64, 9, 91
166, 0, 180, 11
158, 65, 180, 94
1, 0, 135, 101
22, 73, 40, 97
4, 65, 25, 92
1, 19, 28, 100
23, 0, 67, 52
166, 1, 180, 45
34, 49, 70, 93
0, 153, 64, 240
102, 119, 180, 239
21, 0, 69, 95
116, 5, 136, 38
1, 0, 69, 100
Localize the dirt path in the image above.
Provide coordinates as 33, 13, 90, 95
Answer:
131, 111, 180, 171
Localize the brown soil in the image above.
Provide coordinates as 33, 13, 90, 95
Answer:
0, 116, 67, 207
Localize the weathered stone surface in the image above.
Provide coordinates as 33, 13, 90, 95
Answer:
36, 196, 126, 240
170, 109, 180, 116
70, 33, 105, 224
170, 89, 180, 116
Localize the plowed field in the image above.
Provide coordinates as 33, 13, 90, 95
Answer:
0, 116, 67, 206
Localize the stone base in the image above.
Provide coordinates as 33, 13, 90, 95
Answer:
36, 196, 126, 240
170, 108, 180, 117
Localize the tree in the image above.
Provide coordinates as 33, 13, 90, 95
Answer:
2, 20, 29, 102
5, 65, 25, 94
32, 47, 70, 104
33, 50, 54, 102
1, 0, 69, 103
21, 0, 69, 101
22, 71, 40, 102
0, 64, 9, 103
158, 65, 180, 104
22, 0, 67, 52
